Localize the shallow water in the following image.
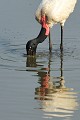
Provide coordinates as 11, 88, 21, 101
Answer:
0, 0, 80, 120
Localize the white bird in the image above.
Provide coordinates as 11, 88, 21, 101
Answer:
26, 0, 77, 55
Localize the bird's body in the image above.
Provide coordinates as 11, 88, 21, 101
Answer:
36, 0, 77, 27
26, 0, 77, 55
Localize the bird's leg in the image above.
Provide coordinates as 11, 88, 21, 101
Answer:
60, 26, 63, 51
49, 29, 52, 53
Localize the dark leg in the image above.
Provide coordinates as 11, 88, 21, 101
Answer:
60, 26, 63, 50
60, 45, 63, 79
49, 30, 52, 53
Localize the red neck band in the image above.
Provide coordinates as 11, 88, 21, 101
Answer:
41, 15, 50, 36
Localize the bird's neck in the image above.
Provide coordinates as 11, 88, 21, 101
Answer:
36, 27, 49, 44
35, 15, 50, 44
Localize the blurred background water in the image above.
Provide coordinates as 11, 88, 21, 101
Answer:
0, 0, 80, 120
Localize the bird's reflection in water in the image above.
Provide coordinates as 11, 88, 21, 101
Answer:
26, 50, 78, 119
26, 56, 37, 67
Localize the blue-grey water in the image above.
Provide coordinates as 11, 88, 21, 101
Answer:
0, 0, 80, 120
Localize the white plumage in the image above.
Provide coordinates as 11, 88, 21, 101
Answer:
35, 0, 77, 27
26, 0, 77, 55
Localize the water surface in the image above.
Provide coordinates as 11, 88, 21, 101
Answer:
0, 0, 80, 120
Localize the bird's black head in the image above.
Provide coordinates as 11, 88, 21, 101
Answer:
26, 27, 48, 55
26, 39, 38, 55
